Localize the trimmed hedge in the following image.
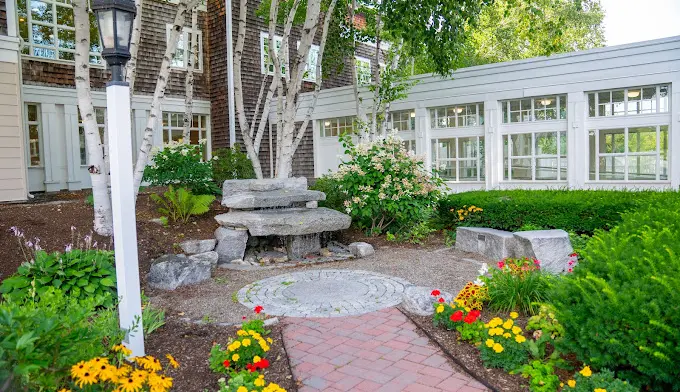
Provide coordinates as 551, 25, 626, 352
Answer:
438, 189, 680, 235
550, 197, 680, 390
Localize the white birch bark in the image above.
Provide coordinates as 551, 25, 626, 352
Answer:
125, 0, 144, 93
73, 0, 113, 236
349, 0, 368, 142
370, 12, 382, 140
132, 0, 202, 198
183, 8, 198, 141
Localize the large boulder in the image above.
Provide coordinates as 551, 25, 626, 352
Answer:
222, 178, 307, 197
286, 234, 321, 259
512, 230, 573, 273
215, 208, 351, 236
348, 242, 375, 258
455, 227, 514, 261
401, 286, 454, 316
179, 239, 216, 255
188, 251, 219, 266
215, 227, 249, 265
222, 189, 326, 209
147, 254, 212, 290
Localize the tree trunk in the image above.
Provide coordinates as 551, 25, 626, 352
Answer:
132, 0, 203, 198
370, 12, 382, 140
125, 0, 143, 94
73, 0, 113, 236
349, 0, 368, 142
183, 8, 198, 141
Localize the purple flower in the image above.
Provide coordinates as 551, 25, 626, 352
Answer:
65, 244, 73, 252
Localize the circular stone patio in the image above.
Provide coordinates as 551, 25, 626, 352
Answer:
237, 269, 412, 317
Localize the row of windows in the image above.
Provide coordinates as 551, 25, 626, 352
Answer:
587, 85, 669, 117
24, 103, 209, 167
501, 96, 567, 123
319, 110, 417, 138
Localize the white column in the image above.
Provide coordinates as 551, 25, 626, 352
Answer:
414, 107, 430, 170
671, 80, 680, 189
40, 103, 62, 191
107, 84, 145, 357
64, 104, 82, 190
484, 99, 500, 189
225, 0, 236, 147
567, 91, 587, 188
5, 0, 17, 37
133, 108, 147, 160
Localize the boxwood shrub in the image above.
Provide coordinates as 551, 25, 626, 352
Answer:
437, 189, 678, 235
550, 197, 680, 390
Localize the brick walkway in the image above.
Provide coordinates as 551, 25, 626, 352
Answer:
283, 308, 489, 392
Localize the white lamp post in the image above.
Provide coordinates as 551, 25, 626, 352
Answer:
92, 0, 145, 357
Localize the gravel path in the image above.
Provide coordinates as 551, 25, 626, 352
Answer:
149, 246, 485, 324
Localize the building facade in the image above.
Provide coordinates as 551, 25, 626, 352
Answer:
296, 36, 680, 192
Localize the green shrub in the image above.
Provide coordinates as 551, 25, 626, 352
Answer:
212, 146, 256, 185
483, 258, 554, 316
332, 133, 444, 235
437, 189, 678, 235
0, 289, 123, 391
0, 249, 116, 307
309, 175, 345, 212
551, 198, 680, 390
144, 141, 220, 195
151, 186, 215, 224
564, 368, 638, 392
517, 360, 560, 392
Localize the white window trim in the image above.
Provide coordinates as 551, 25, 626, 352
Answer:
297, 41, 320, 82
587, 84, 670, 118
431, 136, 485, 182
430, 103, 485, 129
501, 95, 567, 124
260, 32, 288, 76
389, 109, 416, 132
18, 0, 104, 66
320, 117, 355, 138
355, 56, 372, 86
161, 112, 211, 159
502, 130, 567, 182
24, 103, 44, 168
166, 0, 207, 12
166, 24, 204, 72
78, 107, 106, 166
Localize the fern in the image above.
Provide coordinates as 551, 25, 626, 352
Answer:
151, 186, 215, 223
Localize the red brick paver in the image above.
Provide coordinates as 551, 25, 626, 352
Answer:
283, 308, 489, 392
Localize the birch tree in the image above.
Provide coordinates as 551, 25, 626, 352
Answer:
73, 0, 113, 236
183, 8, 199, 141
125, 0, 144, 93
232, 0, 337, 179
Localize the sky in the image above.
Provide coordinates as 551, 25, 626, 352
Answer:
599, 0, 680, 46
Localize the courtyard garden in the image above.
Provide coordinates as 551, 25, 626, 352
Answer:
1, 136, 679, 392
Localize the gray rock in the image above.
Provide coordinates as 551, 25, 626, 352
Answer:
188, 251, 219, 266
222, 178, 307, 197
349, 242, 375, 258
222, 189, 326, 209
401, 286, 454, 316
215, 227, 249, 265
512, 230, 573, 273
179, 239, 216, 255
147, 254, 212, 290
214, 207, 351, 236
257, 250, 289, 264
455, 227, 515, 261
306, 201, 318, 209
286, 234, 321, 259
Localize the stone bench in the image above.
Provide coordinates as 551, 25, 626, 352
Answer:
455, 227, 515, 261
222, 189, 326, 209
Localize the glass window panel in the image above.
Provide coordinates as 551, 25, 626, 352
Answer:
628, 127, 656, 153
32, 23, 55, 46
458, 160, 477, 181
503, 135, 509, 179
536, 158, 558, 180
660, 125, 669, 180
190, 130, 199, 145
510, 158, 532, 180
95, 108, 105, 124
31, 0, 53, 22
628, 155, 656, 180
598, 156, 625, 180
59, 51, 74, 60
79, 128, 86, 164
559, 95, 567, 119
479, 137, 485, 180
27, 104, 38, 122
612, 90, 625, 115
56, 5, 73, 25
588, 130, 596, 180
57, 28, 75, 49
437, 139, 456, 159
29, 124, 41, 166
171, 129, 183, 142
559, 156, 567, 180
559, 132, 567, 156
600, 128, 625, 153
588, 94, 595, 117
511, 134, 532, 156
458, 137, 477, 159
502, 102, 509, 123
437, 160, 456, 180
659, 85, 669, 113
535, 132, 557, 155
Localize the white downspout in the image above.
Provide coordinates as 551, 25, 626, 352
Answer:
225, 0, 236, 147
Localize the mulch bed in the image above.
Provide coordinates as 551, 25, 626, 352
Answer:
145, 317, 296, 392
407, 313, 530, 392
0, 189, 227, 282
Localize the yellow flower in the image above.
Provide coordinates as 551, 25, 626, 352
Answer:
502, 319, 514, 329
509, 312, 519, 319
492, 343, 504, 353
237, 387, 248, 392
138, 356, 163, 372
148, 373, 173, 390
232, 354, 240, 362
255, 376, 266, 387
512, 326, 522, 335
237, 330, 248, 336
118, 376, 144, 392
242, 338, 252, 347
489, 317, 503, 327
267, 337, 273, 344
515, 335, 526, 343
503, 332, 511, 338
233, 341, 242, 349
71, 360, 91, 379
75, 369, 98, 388
567, 379, 576, 387
560, 383, 564, 388
580, 366, 592, 377
594, 389, 606, 392
166, 354, 180, 369
464, 307, 471, 312
93, 363, 117, 382
436, 305, 444, 313
254, 356, 262, 363
58, 389, 72, 392
485, 339, 494, 348
113, 344, 133, 356
131, 369, 148, 382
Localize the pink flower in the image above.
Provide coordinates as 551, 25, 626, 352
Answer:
533, 259, 541, 266
568, 268, 573, 273
497, 260, 505, 269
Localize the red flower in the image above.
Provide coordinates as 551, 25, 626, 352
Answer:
570, 252, 578, 257
497, 260, 505, 269
254, 305, 264, 314
438, 297, 445, 303
255, 358, 270, 369
223, 360, 231, 368
450, 310, 464, 322
242, 316, 247, 320
246, 363, 257, 372
464, 310, 481, 324
431, 290, 441, 297
568, 268, 573, 273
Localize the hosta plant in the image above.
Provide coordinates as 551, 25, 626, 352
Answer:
151, 186, 215, 224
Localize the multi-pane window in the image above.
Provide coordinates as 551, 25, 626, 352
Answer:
587, 85, 669, 117
25, 103, 42, 167
403, 139, 416, 152
588, 126, 669, 181
167, 25, 203, 71
431, 137, 485, 182
320, 117, 354, 138
260, 32, 287, 75
355, 57, 371, 86
17, 0, 103, 65
503, 131, 567, 181
301, 43, 319, 82
390, 110, 415, 132
162, 112, 210, 158
430, 103, 485, 128
501, 96, 567, 123
78, 107, 106, 165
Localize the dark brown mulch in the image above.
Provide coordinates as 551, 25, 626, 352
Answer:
408, 314, 530, 392
145, 317, 296, 392
337, 226, 449, 249
0, 189, 227, 282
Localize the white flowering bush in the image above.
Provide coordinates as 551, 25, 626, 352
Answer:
332, 132, 444, 235
144, 140, 220, 195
